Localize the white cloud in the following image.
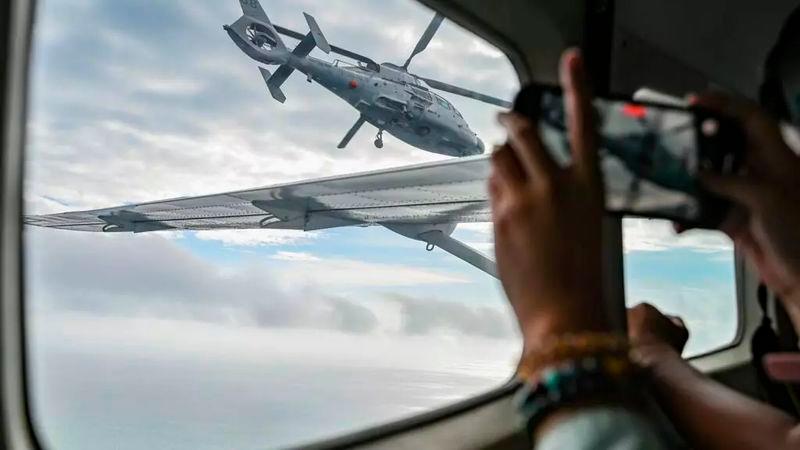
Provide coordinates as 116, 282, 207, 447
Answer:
270, 251, 321, 262
470, 39, 505, 58
195, 229, 320, 247
623, 218, 733, 253
26, 228, 498, 335
454, 219, 733, 256
455, 222, 493, 234
272, 257, 469, 288
105, 65, 208, 96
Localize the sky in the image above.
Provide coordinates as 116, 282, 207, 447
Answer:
23, 1, 737, 450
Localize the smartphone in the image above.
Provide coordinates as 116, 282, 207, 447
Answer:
512, 84, 744, 229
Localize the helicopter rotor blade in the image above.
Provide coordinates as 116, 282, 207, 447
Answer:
402, 13, 444, 70
419, 77, 512, 109
273, 24, 380, 71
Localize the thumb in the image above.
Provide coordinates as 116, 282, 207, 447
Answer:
699, 172, 764, 209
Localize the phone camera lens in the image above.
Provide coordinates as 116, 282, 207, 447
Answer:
702, 118, 719, 136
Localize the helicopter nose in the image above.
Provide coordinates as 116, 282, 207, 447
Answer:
475, 137, 485, 155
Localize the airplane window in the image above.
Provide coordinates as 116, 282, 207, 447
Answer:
623, 218, 738, 356
23, 1, 519, 450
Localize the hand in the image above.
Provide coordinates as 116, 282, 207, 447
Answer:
490, 48, 610, 352
691, 94, 800, 312
627, 303, 689, 353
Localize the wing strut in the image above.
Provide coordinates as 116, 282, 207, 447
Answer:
418, 230, 497, 278
384, 224, 497, 278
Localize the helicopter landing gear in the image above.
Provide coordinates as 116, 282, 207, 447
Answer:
374, 130, 384, 149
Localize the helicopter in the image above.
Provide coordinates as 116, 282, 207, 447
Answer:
224, 0, 512, 157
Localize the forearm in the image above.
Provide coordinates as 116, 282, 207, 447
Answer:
649, 347, 800, 450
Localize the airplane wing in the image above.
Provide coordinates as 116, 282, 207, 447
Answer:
26, 155, 496, 275
23, 149, 695, 278
25, 155, 490, 233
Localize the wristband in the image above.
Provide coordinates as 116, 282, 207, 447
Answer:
513, 354, 642, 433
516, 332, 630, 380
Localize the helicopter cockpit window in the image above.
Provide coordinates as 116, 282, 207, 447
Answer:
435, 94, 451, 109
23, 1, 519, 449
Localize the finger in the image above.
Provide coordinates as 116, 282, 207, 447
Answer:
667, 315, 686, 329
699, 171, 765, 209
490, 144, 526, 191
559, 48, 599, 181
488, 171, 503, 202
488, 171, 510, 222
718, 206, 749, 240
690, 91, 780, 147
689, 92, 758, 121
498, 112, 559, 183
733, 227, 764, 263
691, 92, 793, 177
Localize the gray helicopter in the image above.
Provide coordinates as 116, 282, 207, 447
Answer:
224, 0, 512, 157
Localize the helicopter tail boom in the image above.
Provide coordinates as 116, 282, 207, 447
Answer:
228, 2, 334, 103
256, 28, 326, 103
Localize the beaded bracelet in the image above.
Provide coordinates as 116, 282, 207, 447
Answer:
516, 332, 630, 380
513, 354, 642, 433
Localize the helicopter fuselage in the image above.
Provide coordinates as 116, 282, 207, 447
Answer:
224, 8, 489, 157
276, 54, 484, 156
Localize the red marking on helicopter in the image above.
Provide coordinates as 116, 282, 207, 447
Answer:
349, 80, 358, 89
623, 104, 647, 119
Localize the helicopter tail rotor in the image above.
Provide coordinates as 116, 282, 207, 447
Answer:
228, 1, 338, 103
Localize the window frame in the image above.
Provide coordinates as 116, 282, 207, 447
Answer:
0, 0, 755, 449
2, 0, 43, 449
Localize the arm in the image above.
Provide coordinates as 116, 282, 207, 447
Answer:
492, 49, 668, 448
628, 303, 800, 450
646, 344, 800, 450
652, 92, 800, 448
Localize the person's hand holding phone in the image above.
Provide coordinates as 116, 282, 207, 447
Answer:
692, 94, 800, 316
490, 48, 611, 351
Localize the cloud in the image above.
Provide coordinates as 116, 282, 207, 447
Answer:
388, 293, 516, 339
25, 0, 516, 219
26, 228, 486, 337
195, 230, 320, 247
270, 256, 470, 288
26, 229, 369, 333
453, 219, 733, 256
623, 218, 733, 253
270, 251, 322, 261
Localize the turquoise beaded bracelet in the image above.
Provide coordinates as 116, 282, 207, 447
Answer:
513, 354, 641, 434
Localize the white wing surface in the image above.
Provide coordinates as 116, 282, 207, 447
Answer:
25, 156, 491, 234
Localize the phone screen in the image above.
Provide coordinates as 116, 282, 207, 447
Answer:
534, 89, 707, 222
